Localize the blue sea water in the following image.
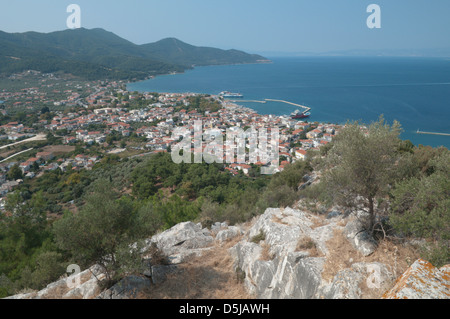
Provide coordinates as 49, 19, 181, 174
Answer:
128, 57, 450, 148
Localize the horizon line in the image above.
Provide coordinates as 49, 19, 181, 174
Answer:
2, 27, 450, 59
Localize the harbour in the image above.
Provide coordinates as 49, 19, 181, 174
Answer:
128, 57, 450, 149
226, 98, 311, 112
226, 97, 312, 120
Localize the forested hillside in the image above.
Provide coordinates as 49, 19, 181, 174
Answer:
0, 28, 268, 81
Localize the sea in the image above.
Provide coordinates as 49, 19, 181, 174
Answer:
127, 56, 450, 149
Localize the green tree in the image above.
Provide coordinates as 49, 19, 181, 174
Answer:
0, 191, 51, 294
52, 180, 135, 281
389, 150, 450, 266
321, 116, 403, 234
40, 106, 50, 114
269, 160, 311, 191
132, 201, 164, 239
7, 164, 23, 181
30, 251, 65, 289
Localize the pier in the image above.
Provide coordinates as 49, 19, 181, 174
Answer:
416, 130, 450, 136
226, 98, 312, 114
228, 99, 267, 103
264, 99, 311, 112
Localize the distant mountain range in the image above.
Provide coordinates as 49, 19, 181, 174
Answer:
259, 48, 450, 58
0, 28, 269, 80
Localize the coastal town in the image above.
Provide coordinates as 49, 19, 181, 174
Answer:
0, 70, 343, 209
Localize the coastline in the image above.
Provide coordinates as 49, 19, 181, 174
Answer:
126, 60, 272, 91
126, 57, 450, 149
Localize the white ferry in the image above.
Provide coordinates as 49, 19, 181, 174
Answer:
219, 91, 244, 98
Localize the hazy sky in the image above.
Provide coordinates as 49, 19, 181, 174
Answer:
1, 0, 449, 54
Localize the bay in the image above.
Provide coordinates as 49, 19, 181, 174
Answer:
128, 57, 450, 148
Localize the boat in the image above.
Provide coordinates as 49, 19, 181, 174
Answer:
290, 110, 310, 119
219, 91, 243, 98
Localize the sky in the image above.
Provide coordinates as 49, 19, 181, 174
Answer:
1, 0, 450, 55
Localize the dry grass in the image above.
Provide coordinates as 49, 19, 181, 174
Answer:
322, 228, 421, 298
144, 242, 170, 265
271, 215, 289, 225
270, 208, 289, 225
296, 236, 322, 257
310, 214, 326, 229
259, 243, 274, 261
0, 149, 17, 158
43, 144, 76, 155
140, 235, 253, 299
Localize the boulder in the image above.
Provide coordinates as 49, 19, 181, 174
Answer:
319, 262, 394, 299
230, 207, 326, 299
247, 207, 313, 255
230, 241, 263, 295
343, 218, 377, 256
63, 276, 104, 299
216, 226, 243, 242
308, 222, 341, 255
320, 268, 364, 299
147, 221, 214, 264
35, 277, 70, 299
327, 206, 349, 219
5, 264, 106, 299
382, 259, 450, 299
97, 275, 152, 299
298, 173, 317, 190
61, 264, 105, 299
211, 222, 229, 234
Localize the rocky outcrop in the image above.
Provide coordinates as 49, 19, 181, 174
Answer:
228, 206, 450, 299
382, 259, 450, 299
229, 207, 330, 298
96, 275, 152, 299
4, 264, 106, 299
320, 262, 394, 299
216, 226, 244, 243
145, 221, 215, 264
228, 206, 390, 299
5, 207, 447, 299
343, 216, 378, 257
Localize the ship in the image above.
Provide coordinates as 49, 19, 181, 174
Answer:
290, 109, 310, 119
219, 91, 244, 98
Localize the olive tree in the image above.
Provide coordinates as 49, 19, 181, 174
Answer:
52, 180, 137, 281
321, 116, 403, 234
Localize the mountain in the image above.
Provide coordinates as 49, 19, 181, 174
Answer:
141, 37, 269, 67
0, 28, 268, 81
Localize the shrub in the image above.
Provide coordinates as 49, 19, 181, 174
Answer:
250, 230, 266, 244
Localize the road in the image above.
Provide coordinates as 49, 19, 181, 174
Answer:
0, 133, 47, 163
0, 133, 47, 151
0, 148, 34, 163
